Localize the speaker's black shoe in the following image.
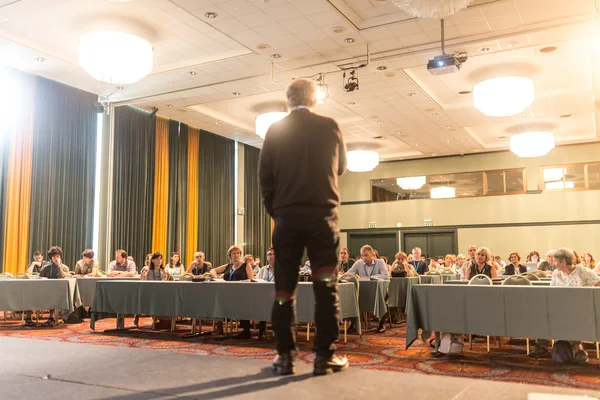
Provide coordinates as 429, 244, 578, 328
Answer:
272, 353, 295, 375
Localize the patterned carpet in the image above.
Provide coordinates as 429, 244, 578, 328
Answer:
1, 316, 599, 390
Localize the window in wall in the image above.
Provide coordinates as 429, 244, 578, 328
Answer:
371, 168, 526, 202
587, 162, 600, 189
542, 163, 587, 191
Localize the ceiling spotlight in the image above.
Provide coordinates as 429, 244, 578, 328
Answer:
377, 66, 387, 70
347, 102, 356, 106
431, 153, 437, 156
35, 57, 45, 63
188, 71, 197, 75
332, 26, 346, 33
205, 12, 218, 18
445, 125, 452, 128
116, 86, 125, 90
215, 121, 222, 125
345, 38, 355, 43
459, 90, 471, 95
539, 46, 557, 53
407, 92, 416, 96
271, 53, 282, 59
233, 92, 241, 96
166, 104, 174, 108
256, 43, 270, 50
376, 120, 384, 123
394, 131, 402, 134
479, 47, 491, 52
343, 69, 359, 92
432, 113, 440, 116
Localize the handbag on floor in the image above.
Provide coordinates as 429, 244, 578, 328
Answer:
438, 333, 464, 355
551, 340, 573, 363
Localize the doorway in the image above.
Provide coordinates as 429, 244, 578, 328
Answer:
347, 231, 398, 261
401, 230, 457, 259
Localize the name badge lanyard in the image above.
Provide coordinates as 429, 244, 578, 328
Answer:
363, 263, 376, 277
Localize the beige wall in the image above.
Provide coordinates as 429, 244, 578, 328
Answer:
339, 142, 600, 257
457, 224, 600, 261
339, 142, 600, 230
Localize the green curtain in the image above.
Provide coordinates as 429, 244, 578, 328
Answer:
111, 106, 156, 270
197, 130, 234, 267
28, 77, 98, 269
0, 144, 7, 270
243, 144, 271, 260
166, 120, 188, 259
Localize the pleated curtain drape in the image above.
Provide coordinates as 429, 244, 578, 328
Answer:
243, 144, 272, 260
27, 77, 98, 269
185, 127, 200, 267
166, 120, 188, 262
197, 130, 235, 267
111, 106, 156, 270
151, 116, 169, 258
2, 71, 35, 274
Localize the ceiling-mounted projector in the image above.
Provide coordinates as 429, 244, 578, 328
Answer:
427, 53, 467, 76
426, 18, 468, 76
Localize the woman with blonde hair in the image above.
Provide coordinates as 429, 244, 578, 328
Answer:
465, 247, 498, 280
391, 252, 416, 277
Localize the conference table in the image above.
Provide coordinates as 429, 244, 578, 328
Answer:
90, 281, 359, 331
358, 279, 390, 321
0, 278, 82, 319
388, 277, 420, 310
444, 280, 551, 286
405, 285, 600, 351
76, 277, 140, 307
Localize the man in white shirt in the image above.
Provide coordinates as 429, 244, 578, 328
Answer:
107, 250, 137, 277
256, 248, 275, 282
344, 245, 389, 280
343, 245, 389, 333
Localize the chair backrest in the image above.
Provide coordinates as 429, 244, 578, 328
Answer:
93, 270, 107, 277
501, 275, 532, 286
426, 270, 442, 277
339, 273, 360, 301
0, 272, 14, 278
520, 272, 540, 281
15, 272, 31, 279
179, 274, 194, 282
529, 270, 548, 279
468, 274, 493, 285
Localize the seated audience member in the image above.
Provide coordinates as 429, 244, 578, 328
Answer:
35, 246, 70, 326
429, 257, 441, 270
465, 247, 498, 280
527, 251, 540, 263
466, 245, 477, 267
504, 252, 526, 275
494, 255, 506, 269
107, 250, 137, 277
407, 254, 414, 263
26, 251, 46, 274
391, 252, 416, 277
144, 253, 152, 267
444, 254, 456, 271
256, 248, 275, 282
187, 251, 212, 276
255, 248, 276, 340
343, 245, 389, 333
243, 254, 260, 275
140, 252, 172, 281
572, 251, 583, 266
165, 251, 185, 276
419, 255, 426, 262
538, 250, 555, 271
582, 253, 595, 270
210, 245, 255, 339
338, 248, 356, 273
530, 248, 600, 361
410, 247, 429, 275
74, 249, 99, 276
254, 257, 263, 269
380, 256, 393, 275
454, 254, 468, 280
127, 256, 134, 262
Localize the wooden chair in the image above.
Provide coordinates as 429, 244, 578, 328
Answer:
501, 275, 532, 352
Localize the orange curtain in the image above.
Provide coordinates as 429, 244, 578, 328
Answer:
185, 127, 199, 267
2, 72, 35, 274
151, 116, 169, 257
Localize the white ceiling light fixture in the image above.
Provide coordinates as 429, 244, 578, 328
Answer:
473, 76, 534, 117
347, 150, 379, 172
431, 186, 456, 199
78, 31, 153, 84
546, 181, 575, 190
397, 176, 426, 190
255, 112, 287, 139
315, 74, 329, 105
391, 0, 474, 18
509, 131, 555, 158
